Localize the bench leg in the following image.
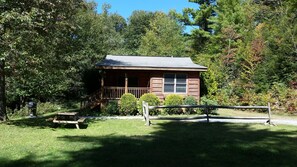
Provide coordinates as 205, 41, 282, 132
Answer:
75, 124, 80, 129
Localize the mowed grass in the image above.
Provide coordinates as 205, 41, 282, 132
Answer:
1, 116, 297, 167
216, 109, 297, 120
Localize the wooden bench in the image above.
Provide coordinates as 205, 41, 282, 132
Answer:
53, 112, 86, 129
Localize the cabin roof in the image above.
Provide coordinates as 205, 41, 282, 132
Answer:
96, 55, 207, 71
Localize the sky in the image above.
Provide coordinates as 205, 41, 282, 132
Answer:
94, 0, 198, 19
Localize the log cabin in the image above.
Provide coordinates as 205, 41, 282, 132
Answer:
95, 55, 207, 103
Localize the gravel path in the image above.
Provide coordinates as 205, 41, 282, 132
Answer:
87, 115, 297, 126
186, 118, 297, 126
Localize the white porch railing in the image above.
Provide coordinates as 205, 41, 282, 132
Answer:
103, 87, 149, 99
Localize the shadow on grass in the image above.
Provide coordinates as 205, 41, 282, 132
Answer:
4, 115, 56, 129
4, 116, 94, 129
3, 108, 101, 129
1, 122, 297, 167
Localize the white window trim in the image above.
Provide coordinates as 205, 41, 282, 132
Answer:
163, 73, 187, 94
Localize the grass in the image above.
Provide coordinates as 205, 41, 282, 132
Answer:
1, 114, 297, 167
216, 109, 297, 120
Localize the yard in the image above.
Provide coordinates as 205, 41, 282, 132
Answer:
1, 113, 297, 167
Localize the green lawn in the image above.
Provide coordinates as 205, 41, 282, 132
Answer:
1, 116, 297, 167
216, 109, 297, 120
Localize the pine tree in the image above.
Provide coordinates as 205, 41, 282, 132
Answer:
170, 0, 216, 53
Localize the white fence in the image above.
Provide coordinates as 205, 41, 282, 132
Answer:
142, 102, 272, 126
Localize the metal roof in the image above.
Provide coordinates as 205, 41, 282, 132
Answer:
96, 55, 207, 71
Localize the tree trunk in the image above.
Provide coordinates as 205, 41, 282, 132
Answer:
0, 59, 7, 121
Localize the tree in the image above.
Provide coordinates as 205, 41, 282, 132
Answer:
170, 0, 216, 53
69, 3, 126, 94
138, 12, 186, 56
253, 0, 297, 91
123, 10, 154, 55
0, 60, 7, 121
209, 0, 266, 103
0, 0, 84, 112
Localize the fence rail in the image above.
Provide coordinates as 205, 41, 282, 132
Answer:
143, 102, 272, 126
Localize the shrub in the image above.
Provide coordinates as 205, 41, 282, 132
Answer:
8, 106, 28, 117
8, 102, 62, 118
164, 94, 183, 114
183, 96, 198, 114
268, 83, 297, 114
37, 102, 62, 115
103, 101, 119, 115
119, 93, 137, 115
138, 93, 160, 115
200, 96, 218, 115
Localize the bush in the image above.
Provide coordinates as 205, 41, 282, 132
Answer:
200, 96, 218, 115
119, 93, 137, 115
8, 102, 62, 118
37, 102, 62, 115
268, 83, 297, 114
164, 94, 183, 114
183, 96, 198, 114
138, 93, 160, 115
103, 101, 119, 115
8, 106, 28, 117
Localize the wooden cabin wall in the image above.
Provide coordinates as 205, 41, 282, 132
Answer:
150, 72, 164, 100
150, 71, 201, 101
187, 72, 200, 100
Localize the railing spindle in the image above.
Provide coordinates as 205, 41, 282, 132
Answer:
102, 87, 149, 99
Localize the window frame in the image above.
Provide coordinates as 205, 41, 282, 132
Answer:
163, 73, 187, 94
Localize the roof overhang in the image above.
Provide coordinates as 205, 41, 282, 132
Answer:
96, 66, 208, 72
96, 55, 208, 72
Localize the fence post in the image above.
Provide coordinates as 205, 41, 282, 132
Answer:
267, 102, 272, 125
142, 101, 147, 122
206, 104, 209, 123
145, 102, 150, 126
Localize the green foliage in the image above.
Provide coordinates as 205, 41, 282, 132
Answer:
164, 94, 183, 114
123, 10, 154, 55
169, 0, 216, 53
1, 1, 127, 109
183, 96, 198, 114
138, 12, 187, 56
36, 102, 62, 115
200, 96, 218, 115
119, 93, 137, 115
8, 102, 62, 118
216, 88, 239, 106
1, 0, 84, 99
268, 83, 297, 114
103, 101, 119, 116
138, 93, 160, 115
70, 3, 126, 95
253, 1, 297, 90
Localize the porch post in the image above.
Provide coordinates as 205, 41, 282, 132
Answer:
100, 73, 104, 99
125, 73, 128, 94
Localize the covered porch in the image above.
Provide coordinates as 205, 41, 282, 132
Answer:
100, 70, 151, 99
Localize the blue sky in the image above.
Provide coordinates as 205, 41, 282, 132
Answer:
94, 0, 198, 19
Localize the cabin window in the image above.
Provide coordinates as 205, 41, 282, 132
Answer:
164, 74, 187, 93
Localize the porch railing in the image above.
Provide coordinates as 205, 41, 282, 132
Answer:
103, 86, 149, 99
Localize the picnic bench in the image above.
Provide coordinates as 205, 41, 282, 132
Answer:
53, 112, 86, 129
